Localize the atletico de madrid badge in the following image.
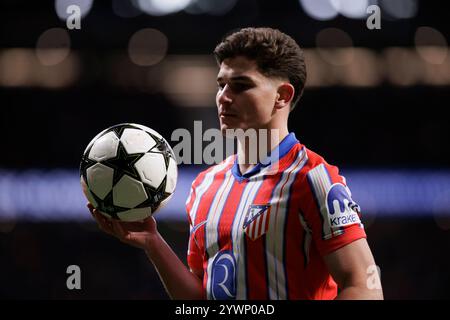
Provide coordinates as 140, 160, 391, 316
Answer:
243, 204, 271, 240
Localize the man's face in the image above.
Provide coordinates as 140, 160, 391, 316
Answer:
216, 56, 281, 134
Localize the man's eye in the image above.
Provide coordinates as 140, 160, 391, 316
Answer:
230, 83, 249, 91
217, 83, 250, 92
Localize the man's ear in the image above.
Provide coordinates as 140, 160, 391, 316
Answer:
275, 83, 295, 110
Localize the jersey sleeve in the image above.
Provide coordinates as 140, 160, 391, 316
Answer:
185, 180, 203, 275
300, 162, 366, 256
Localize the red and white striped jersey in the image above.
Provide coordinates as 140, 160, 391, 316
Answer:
185, 133, 366, 300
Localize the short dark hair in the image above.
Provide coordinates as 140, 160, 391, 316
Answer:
213, 27, 307, 110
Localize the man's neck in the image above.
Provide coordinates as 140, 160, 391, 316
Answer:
236, 127, 289, 175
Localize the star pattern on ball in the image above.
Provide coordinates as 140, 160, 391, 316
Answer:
89, 191, 129, 219
110, 123, 140, 140
80, 151, 96, 180
149, 134, 175, 169
101, 141, 145, 185
136, 177, 172, 212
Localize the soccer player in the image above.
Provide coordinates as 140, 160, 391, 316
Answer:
88, 27, 383, 300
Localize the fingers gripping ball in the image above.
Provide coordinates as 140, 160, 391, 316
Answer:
80, 123, 178, 221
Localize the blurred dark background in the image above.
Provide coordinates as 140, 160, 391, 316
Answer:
1, 0, 450, 299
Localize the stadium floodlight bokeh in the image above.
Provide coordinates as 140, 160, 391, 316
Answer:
300, 0, 372, 21
415, 26, 448, 65
35, 28, 71, 66
299, 0, 418, 21
128, 28, 168, 66
112, 0, 143, 18
1, 169, 450, 222
184, 0, 238, 16
135, 0, 192, 16
380, 0, 418, 19
55, 0, 94, 20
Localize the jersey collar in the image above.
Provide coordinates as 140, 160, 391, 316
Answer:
231, 132, 299, 182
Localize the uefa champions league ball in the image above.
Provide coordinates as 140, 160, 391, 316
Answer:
80, 123, 177, 221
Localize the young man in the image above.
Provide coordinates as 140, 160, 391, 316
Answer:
88, 27, 383, 300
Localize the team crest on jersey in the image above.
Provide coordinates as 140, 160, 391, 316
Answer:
243, 204, 271, 240
326, 183, 361, 228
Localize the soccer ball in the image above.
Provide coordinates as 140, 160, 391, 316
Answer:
80, 123, 177, 221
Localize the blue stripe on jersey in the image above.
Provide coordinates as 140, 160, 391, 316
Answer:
243, 218, 249, 299
238, 178, 265, 300
263, 173, 285, 300
204, 171, 232, 262
216, 177, 236, 249
306, 172, 326, 240
230, 182, 251, 253
282, 149, 306, 299
299, 210, 310, 268
224, 179, 255, 300
243, 175, 267, 300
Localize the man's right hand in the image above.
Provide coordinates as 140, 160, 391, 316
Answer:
87, 203, 158, 250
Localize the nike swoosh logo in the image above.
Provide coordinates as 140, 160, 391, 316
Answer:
191, 220, 208, 234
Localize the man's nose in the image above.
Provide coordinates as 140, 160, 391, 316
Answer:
217, 85, 233, 105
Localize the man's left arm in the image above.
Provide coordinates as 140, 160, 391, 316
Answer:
324, 238, 384, 300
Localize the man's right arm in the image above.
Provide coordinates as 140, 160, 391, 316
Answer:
144, 231, 204, 300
